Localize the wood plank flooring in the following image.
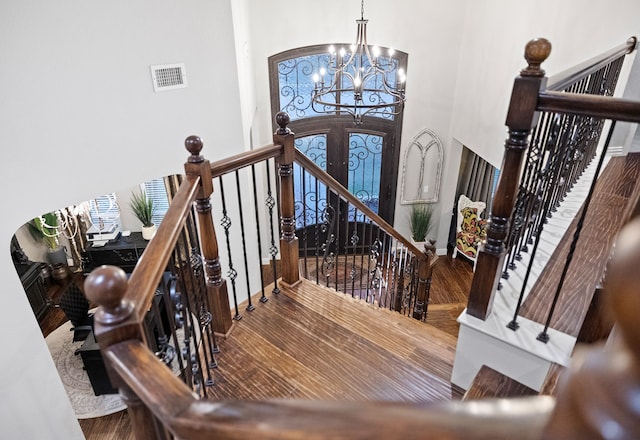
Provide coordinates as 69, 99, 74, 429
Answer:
519, 154, 640, 336
207, 278, 460, 402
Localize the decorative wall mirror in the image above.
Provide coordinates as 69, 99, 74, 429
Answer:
401, 128, 443, 204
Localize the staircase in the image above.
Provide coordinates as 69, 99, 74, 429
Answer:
209, 278, 460, 402
81, 37, 640, 439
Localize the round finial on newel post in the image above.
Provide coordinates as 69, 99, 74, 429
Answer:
275, 111, 291, 135
84, 266, 133, 325
521, 38, 552, 77
185, 135, 204, 163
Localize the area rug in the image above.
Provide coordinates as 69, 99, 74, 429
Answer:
45, 321, 126, 419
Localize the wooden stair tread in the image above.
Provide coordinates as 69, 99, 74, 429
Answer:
463, 365, 537, 400
208, 278, 457, 402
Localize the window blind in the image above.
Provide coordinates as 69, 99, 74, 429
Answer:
143, 178, 169, 227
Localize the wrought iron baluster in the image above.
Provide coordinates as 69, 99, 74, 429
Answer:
334, 195, 341, 292
349, 207, 360, 298
506, 113, 581, 331
250, 164, 268, 303
183, 249, 216, 388
320, 204, 336, 287
265, 159, 280, 294
235, 170, 255, 313
176, 274, 205, 396
165, 273, 187, 380
301, 166, 309, 279
537, 121, 615, 343
218, 176, 242, 321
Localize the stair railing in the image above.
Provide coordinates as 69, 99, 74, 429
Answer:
294, 148, 434, 319
467, 36, 640, 339
86, 194, 640, 439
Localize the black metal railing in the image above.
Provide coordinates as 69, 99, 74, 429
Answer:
294, 150, 433, 320
473, 37, 637, 343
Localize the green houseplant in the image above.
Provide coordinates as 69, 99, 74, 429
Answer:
409, 204, 433, 244
129, 190, 157, 240
28, 212, 67, 266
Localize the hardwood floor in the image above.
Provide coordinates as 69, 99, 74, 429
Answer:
207, 278, 460, 402
35, 252, 472, 439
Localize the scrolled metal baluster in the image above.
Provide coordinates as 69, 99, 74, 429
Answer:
349, 208, 360, 298
250, 164, 268, 303
218, 176, 242, 321
320, 204, 336, 283
265, 159, 280, 294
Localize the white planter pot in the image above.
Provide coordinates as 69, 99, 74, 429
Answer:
141, 224, 156, 240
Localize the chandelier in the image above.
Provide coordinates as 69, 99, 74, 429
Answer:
311, 0, 406, 125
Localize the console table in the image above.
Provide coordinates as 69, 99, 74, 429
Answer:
83, 232, 148, 273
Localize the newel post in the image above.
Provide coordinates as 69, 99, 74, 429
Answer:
184, 136, 233, 335
467, 38, 551, 320
412, 251, 433, 320
85, 266, 165, 440
273, 112, 300, 286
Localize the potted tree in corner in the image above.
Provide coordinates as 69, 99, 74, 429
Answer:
129, 190, 157, 240
409, 203, 433, 249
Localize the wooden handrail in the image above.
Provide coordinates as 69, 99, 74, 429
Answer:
547, 36, 637, 91
126, 175, 201, 323
295, 149, 427, 259
209, 143, 283, 178
87, 174, 201, 350
105, 339, 554, 439
537, 91, 640, 123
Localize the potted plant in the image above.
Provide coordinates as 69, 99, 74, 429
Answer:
409, 203, 433, 247
129, 190, 157, 240
28, 212, 68, 267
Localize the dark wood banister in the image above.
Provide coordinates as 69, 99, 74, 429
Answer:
209, 143, 283, 178
467, 36, 639, 320
295, 150, 427, 259
547, 36, 637, 91
537, 91, 640, 123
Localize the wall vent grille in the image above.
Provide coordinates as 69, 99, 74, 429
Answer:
150, 63, 187, 92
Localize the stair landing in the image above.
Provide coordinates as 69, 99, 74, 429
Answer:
206, 278, 460, 402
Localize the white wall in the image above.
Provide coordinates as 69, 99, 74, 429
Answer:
0, 0, 243, 437
239, 0, 640, 252
240, 0, 466, 247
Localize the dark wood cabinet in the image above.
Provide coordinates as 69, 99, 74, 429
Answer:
18, 262, 49, 319
83, 232, 148, 273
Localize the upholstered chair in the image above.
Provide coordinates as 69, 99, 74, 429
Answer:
453, 195, 487, 271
